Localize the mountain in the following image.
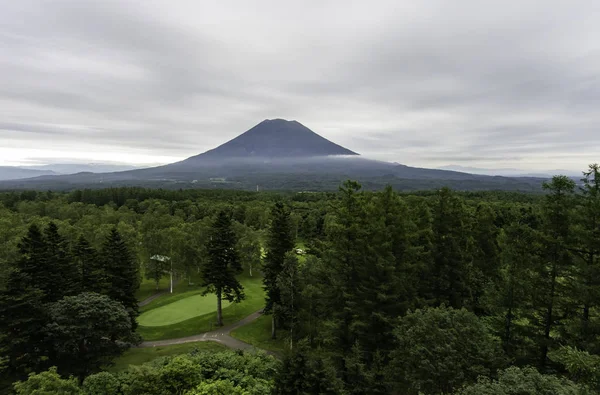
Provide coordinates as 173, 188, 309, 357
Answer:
0, 119, 547, 192
181, 119, 357, 163
25, 163, 139, 174
0, 166, 57, 181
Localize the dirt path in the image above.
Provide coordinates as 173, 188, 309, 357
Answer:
139, 310, 275, 355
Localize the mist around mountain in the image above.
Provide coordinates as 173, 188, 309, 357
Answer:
0, 119, 548, 192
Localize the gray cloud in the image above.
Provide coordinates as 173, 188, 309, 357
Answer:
1, 0, 599, 170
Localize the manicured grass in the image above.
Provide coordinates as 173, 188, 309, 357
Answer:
230, 314, 288, 353
109, 341, 227, 372
138, 294, 231, 326
137, 275, 265, 341
136, 276, 171, 302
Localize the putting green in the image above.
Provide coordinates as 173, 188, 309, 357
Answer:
138, 294, 230, 327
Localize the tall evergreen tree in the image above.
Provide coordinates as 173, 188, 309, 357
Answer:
376, 185, 416, 315
470, 203, 500, 314
428, 188, 471, 309
13, 224, 49, 300
73, 235, 104, 294
276, 253, 301, 350
0, 272, 48, 381
43, 222, 79, 300
274, 344, 345, 395
203, 211, 244, 327
322, 181, 398, 393
101, 228, 140, 331
0, 225, 49, 380
263, 202, 294, 338
322, 181, 368, 360
533, 176, 575, 368
487, 215, 539, 362
570, 164, 600, 351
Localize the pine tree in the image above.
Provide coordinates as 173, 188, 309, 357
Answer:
0, 272, 48, 380
428, 188, 471, 309
263, 202, 294, 338
274, 345, 344, 395
73, 235, 104, 294
276, 253, 301, 350
43, 222, 79, 300
534, 176, 575, 368
14, 224, 49, 300
488, 215, 539, 361
101, 228, 140, 331
570, 164, 600, 351
376, 185, 416, 315
203, 211, 244, 327
355, 185, 414, 361
323, 180, 368, 360
0, 225, 50, 380
470, 203, 500, 314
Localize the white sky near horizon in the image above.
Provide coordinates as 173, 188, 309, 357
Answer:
1, 0, 600, 172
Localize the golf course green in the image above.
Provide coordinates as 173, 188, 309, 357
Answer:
137, 275, 266, 341
138, 294, 231, 326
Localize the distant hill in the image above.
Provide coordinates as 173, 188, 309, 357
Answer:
0, 119, 547, 192
26, 163, 139, 174
0, 167, 56, 181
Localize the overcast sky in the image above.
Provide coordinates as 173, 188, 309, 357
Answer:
1, 0, 599, 171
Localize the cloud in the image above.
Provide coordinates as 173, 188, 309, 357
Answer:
1, 0, 599, 171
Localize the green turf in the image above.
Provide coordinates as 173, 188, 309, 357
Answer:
109, 341, 227, 372
137, 275, 265, 341
230, 314, 288, 353
136, 276, 171, 302
138, 294, 231, 326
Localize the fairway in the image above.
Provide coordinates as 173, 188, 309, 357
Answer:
138, 294, 230, 326
138, 275, 265, 341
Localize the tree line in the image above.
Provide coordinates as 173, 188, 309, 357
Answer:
262, 165, 600, 394
1, 164, 600, 394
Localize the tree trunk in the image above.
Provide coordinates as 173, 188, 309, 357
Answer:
504, 305, 513, 352
541, 260, 558, 369
582, 254, 594, 341
249, 262, 253, 277
216, 287, 223, 326
271, 314, 276, 339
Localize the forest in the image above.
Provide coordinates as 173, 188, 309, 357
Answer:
0, 164, 599, 394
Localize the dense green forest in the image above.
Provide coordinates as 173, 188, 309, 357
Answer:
1, 164, 599, 394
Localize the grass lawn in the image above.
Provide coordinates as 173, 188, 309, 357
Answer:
109, 341, 227, 372
230, 314, 288, 353
138, 294, 231, 326
137, 274, 265, 341
136, 276, 171, 302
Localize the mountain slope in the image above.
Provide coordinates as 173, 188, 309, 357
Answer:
27, 163, 139, 174
180, 119, 357, 163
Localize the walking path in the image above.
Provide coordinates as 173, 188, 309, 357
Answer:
138, 280, 181, 307
139, 310, 277, 355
